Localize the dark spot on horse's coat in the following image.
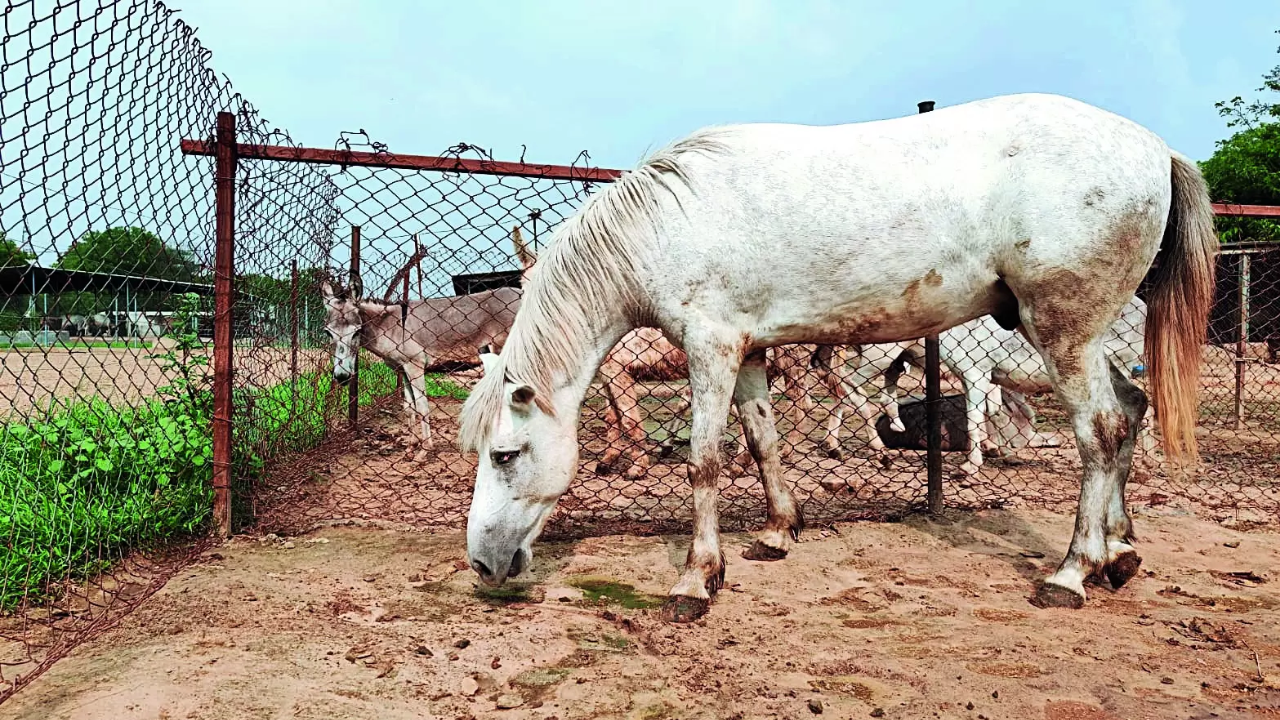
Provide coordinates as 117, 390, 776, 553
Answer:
924, 269, 943, 286
689, 462, 720, 489
1084, 187, 1106, 207
1092, 411, 1130, 460
1015, 238, 1031, 251
756, 404, 766, 418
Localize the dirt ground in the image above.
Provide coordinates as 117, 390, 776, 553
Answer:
6, 508, 1279, 720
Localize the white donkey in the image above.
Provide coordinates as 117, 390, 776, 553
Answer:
460, 93, 1216, 622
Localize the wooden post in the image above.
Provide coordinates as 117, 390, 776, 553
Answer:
348, 225, 361, 428
917, 100, 944, 515
1235, 253, 1251, 430
211, 111, 237, 538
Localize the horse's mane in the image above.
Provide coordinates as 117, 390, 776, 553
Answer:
458, 128, 729, 452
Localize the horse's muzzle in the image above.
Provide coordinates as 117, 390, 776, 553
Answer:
469, 546, 528, 586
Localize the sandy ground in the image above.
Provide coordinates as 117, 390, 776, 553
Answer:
5, 508, 1279, 720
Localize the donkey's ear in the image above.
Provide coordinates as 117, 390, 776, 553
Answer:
320, 281, 335, 299
479, 352, 500, 376
509, 384, 536, 410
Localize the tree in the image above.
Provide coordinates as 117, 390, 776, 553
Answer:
56, 227, 201, 280
0, 231, 36, 268
1201, 29, 1280, 243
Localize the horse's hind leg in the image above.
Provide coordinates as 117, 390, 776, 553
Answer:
736, 349, 804, 562
1021, 312, 1137, 609
1099, 360, 1148, 590
661, 335, 742, 623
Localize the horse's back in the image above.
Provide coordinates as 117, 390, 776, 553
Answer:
645, 93, 1173, 348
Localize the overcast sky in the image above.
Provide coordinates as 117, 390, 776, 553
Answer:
172, 0, 1277, 168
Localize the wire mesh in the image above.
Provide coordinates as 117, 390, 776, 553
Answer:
0, 0, 336, 701
3, 0, 1280, 707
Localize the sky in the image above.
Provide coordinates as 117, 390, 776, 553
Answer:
171, 0, 1278, 168
1, 0, 1278, 298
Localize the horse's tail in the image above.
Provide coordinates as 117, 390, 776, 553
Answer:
1145, 152, 1218, 466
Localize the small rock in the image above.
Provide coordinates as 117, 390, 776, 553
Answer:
363, 575, 377, 583
205, 552, 224, 561
454, 639, 471, 649
491, 656, 502, 669
1224, 541, 1241, 549
448, 653, 459, 661
870, 710, 885, 718
459, 677, 480, 697
808, 698, 823, 714
414, 645, 432, 656
966, 702, 975, 710
992, 690, 999, 699
496, 694, 524, 710
408, 574, 422, 582
344, 645, 373, 663
1019, 551, 1045, 559
242, 594, 258, 602
282, 541, 295, 549
1161, 677, 1174, 685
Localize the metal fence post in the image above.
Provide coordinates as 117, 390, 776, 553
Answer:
290, 258, 299, 392
1235, 253, 1251, 430
917, 99, 944, 515
348, 225, 361, 428
212, 111, 237, 538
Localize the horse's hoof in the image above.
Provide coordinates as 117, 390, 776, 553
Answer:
660, 595, 711, 623
624, 466, 646, 481
1029, 582, 1085, 610
742, 540, 788, 562
593, 461, 614, 476
1104, 552, 1143, 590
825, 445, 845, 461
890, 419, 906, 432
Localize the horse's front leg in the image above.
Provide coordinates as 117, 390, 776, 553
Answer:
737, 349, 804, 562
661, 338, 742, 624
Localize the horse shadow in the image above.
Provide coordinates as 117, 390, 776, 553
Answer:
900, 507, 1066, 585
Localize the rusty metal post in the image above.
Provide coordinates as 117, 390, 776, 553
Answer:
918, 100, 944, 515
290, 259, 299, 391
1235, 253, 1251, 430
211, 111, 237, 538
348, 225, 361, 428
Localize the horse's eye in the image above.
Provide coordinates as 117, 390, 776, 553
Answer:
491, 449, 520, 466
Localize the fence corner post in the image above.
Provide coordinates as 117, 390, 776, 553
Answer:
917, 99, 944, 515
212, 111, 237, 538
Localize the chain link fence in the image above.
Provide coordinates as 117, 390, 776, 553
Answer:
0, 0, 337, 701
3, 0, 1280, 706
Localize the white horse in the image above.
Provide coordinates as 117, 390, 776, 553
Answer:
459, 93, 1217, 622
837, 295, 1155, 474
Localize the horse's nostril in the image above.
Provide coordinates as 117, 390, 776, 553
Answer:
472, 559, 492, 578
509, 549, 524, 577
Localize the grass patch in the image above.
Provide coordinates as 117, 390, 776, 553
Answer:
0, 346, 467, 611
567, 576, 665, 610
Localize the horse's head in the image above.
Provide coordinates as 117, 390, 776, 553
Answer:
463, 350, 578, 587
320, 279, 363, 382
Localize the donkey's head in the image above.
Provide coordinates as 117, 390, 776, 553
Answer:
463, 350, 579, 587
320, 279, 363, 382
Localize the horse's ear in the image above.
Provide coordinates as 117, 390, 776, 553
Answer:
479, 351, 500, 376
511, 225, 537, 271
509, 384, 536, 410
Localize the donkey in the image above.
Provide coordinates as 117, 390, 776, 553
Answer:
320, 275, 522, 453
460, 93, 1217, 622
830, 295, 1155, 474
